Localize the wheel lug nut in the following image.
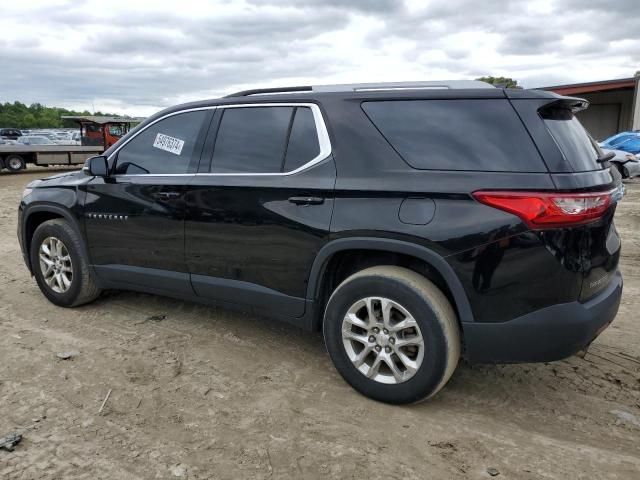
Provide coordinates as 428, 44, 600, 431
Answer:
368, 335, 375, 343
372, 327, 379, 334
375, 345, 381, 352
389, 338, 395, 344
383, 328, 388, 334
385, 346, 392, 353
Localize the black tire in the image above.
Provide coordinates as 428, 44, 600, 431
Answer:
323, 266, 460, 404
5, 155, 26, 172
30, 219, 100, 307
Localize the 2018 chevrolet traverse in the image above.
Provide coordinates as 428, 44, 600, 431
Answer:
18, 81, 623, 403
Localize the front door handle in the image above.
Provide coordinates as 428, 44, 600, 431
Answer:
288, 196, 324, 206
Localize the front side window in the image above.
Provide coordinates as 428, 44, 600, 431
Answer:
114, 110, 207, 175
210, 106, 321, 173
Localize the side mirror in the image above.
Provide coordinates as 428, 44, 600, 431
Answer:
83, 155, 109, 177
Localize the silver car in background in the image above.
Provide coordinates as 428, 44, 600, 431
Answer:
600, 148, 640, 179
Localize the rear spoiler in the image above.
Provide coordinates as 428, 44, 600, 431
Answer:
541, 96, 589, 113
505, 89, 589, 112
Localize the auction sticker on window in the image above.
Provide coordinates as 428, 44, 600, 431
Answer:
153, 133, 185, 155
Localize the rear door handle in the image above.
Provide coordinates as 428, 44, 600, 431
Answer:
152, 191, 181, 199
288, 196, 324, 205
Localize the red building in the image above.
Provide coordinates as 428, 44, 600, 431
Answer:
541, 73, 640, 140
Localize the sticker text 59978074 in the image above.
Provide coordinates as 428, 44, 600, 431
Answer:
153, 133, 185, 155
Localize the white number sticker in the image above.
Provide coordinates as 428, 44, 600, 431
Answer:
153, 133, 185, 155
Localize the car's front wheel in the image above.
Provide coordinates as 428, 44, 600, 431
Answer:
323, 266, 460, 404
30, 219, 100, 307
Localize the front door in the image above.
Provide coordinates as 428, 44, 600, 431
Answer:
185, 104, 335, 317
84, 109, 212, 295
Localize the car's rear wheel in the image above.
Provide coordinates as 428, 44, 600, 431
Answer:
5, 155, 26, 172
323, 266, 460, 404
30, 219, 100, 307
622, 166, 630, 178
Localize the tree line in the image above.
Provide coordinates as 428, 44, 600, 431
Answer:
0, 102, 123, 129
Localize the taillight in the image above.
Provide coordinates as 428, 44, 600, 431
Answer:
472, 190, 614, 229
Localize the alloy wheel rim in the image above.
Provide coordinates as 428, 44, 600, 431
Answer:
341, 297, 425, 384
9, 158, 21, 169
39, 236, 73, 293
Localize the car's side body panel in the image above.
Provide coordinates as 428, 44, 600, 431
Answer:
84, 175, 192, 273
18, 86, 624, 366
185, 158, 336, 316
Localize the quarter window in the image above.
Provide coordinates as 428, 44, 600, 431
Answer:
362, 100, 547, 172
114, 110, 207, 175
284, 107, 320, 172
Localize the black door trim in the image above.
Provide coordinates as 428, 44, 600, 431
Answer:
191, 274, 305, 317
93, 264, 194, 296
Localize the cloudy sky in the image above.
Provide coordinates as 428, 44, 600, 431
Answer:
1, 0, 638, 116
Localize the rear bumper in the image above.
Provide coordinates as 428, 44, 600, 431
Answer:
462, 270, 622, 363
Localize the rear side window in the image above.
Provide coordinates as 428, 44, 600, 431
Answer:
541, 108, 602, 172
211, 106, 321, 173
211, 107, 293, 173
362, 99, 546, 172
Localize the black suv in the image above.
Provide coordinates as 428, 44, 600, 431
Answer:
1, 128, 22, 140
18, 81, 623, 403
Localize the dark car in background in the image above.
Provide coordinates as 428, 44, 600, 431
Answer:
0, 128, 22, 140
17, 81, 624, 403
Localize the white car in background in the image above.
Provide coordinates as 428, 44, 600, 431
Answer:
16, 135, 56, 145
600, 148, 640, 179
53, 131, 81, 145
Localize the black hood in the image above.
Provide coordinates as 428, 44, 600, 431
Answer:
27, 169, 91, 189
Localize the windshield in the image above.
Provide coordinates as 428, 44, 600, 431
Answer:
108, 125, 124, 136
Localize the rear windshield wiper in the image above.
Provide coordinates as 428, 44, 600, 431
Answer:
596, 151, 616, 163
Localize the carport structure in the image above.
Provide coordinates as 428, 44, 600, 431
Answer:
542, 73, 640, 141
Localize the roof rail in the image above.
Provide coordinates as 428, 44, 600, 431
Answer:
225, 86, 312, 97
225, 80, 494, 97
314, 80, 494, 92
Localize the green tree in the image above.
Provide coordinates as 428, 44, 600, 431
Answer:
0, 102, 127, 129
476, 76, 519, 88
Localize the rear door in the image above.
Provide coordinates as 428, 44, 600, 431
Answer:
85, 109, 212, 295
185, 103, 335, 317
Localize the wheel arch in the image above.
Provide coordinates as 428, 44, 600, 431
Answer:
22, 204, 87, 274
307, 238, 474, 330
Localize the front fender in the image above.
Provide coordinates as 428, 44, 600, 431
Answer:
20, 194, 87, 273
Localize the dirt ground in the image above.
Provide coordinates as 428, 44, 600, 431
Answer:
0, 166, 639, 480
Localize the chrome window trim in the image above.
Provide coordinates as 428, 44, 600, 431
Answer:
110, 103, 332, 177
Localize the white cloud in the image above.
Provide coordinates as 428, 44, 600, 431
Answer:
0, 0, 637, 116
